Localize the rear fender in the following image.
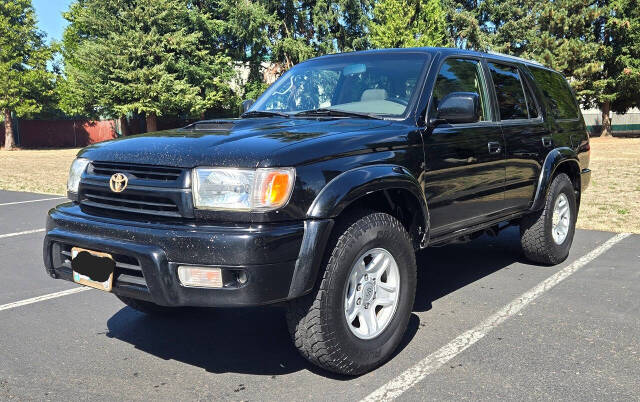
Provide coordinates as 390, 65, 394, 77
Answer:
530, 147, 580, 211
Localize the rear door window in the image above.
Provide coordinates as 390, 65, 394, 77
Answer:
488, 62, 529, 120
430, 58, 489, 121
529, 67, 579, 120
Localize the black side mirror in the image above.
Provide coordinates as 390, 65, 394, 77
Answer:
241, 99, 255, 114
430, 92, 480, 126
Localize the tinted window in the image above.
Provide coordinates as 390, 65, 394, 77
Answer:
488, 63, 528, 120
431, 58, 488, 121
523, 79, 539, 118
529, 67, 579, 119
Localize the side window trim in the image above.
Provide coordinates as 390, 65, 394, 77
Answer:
426, 55, 494, 125
518, 66, 544, 121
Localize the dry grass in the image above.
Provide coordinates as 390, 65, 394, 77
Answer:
0, 148, 80, 195
0, 138, 638, 233
576, 137, 640, 234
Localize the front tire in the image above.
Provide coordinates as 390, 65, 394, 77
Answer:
286, 211, 417, 375
520, 173, 577, 265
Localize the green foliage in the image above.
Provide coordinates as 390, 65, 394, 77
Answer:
370, 0, 447, 48
606, 0, 640, 113
60, 0, 235, 119
0, 0, 55, 117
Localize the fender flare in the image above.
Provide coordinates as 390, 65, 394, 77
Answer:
530, 147, 580, 211
287, 165, 430, 299
307, 164, 430, 242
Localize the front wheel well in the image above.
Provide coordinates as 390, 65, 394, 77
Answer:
335, 189, 427, 249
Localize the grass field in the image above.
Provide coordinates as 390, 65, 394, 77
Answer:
0, 137, 638, 233
0, 148, 80, 195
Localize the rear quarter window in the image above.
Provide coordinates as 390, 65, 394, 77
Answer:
529, 67, 579, 120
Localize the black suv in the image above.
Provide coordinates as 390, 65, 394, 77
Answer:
43, 48, 591, 375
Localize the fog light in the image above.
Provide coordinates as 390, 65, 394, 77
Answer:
177, 266, 223, 288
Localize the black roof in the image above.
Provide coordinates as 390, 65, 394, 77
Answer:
310, 47, 553, 71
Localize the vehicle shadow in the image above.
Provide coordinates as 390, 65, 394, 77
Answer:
413, 225, 525, 312
105, 226, 524, 377
106, 305, 420, 378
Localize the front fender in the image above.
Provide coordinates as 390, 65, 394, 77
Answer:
530, 147, 580, 211
288, 165, 429, 300
307, 164, 429, 236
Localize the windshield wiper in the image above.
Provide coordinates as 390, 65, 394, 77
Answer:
241, 110, 290, 118
294, 108, 383, 120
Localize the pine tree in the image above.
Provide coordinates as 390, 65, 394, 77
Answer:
61, 0, 235, 132
370, 0, 447, 48
0, 0, 54, 149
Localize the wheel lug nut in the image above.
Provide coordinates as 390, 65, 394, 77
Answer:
356, 284, 362, 291
356, 298, 361, 305
364, 303, 370, 309
364, 274, 369, 280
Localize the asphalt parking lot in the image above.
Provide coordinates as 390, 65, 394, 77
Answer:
0, 189, 638, 401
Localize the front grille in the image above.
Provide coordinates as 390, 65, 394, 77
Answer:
82, 189, 181, 217
90, 161, 182, 181
78, 161, 193, 220
56, 243, 147, 290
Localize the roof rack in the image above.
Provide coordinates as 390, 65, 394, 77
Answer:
486, 51, 544, 67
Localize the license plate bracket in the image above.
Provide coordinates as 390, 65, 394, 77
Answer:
71, 247, 115, 292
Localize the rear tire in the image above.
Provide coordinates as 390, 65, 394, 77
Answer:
116, 295, 182, 316
520, 173, 577, 265
286, 211, 417, 375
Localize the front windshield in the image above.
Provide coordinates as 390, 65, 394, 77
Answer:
250, 52, 430, 117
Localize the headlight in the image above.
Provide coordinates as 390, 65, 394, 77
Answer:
67, 158, 90, 193
192, 167, 295, 211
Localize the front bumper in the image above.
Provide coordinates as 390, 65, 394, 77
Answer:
43, 203, 333, 307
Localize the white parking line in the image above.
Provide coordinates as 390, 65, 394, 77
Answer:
0, 228, 46, 239
0, 287, 91, 312
362, 232, 631, 402
0, 197, 65, 207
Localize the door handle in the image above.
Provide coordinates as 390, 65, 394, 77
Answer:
487, 141, 502, 154
542, 137, 553, 147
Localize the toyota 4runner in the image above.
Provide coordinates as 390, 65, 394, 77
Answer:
43, 48, 591, 375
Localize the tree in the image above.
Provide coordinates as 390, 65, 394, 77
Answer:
481, 0, 640, 137
594, 0, 640, 136
0, 0, 54, 150
370, 0, 447, 48
61, 0, 235, 132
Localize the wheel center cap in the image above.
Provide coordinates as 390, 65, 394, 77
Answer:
362, 282, 375, 303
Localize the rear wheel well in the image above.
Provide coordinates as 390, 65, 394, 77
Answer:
335, 189, 426, 249
553, 160, 581, 209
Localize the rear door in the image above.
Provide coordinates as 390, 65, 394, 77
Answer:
486, 61, 549, 211
423, 57, 506, 233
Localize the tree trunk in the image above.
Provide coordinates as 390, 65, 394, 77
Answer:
601, 101, 613, 137
146, 112, 158, 133
118, 116, 129, 136
3, 109, 15, 150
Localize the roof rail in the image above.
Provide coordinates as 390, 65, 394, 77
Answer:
486, 51, 544, 67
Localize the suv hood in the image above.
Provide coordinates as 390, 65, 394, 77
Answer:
78, 118, 391, 168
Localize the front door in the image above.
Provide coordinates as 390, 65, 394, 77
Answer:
422, 57, 506, 234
